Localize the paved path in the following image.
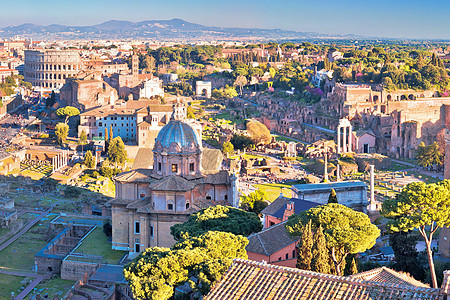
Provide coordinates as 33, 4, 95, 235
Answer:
391, 159, 444, 180
0, 206, 53, 252
14, 275, 49, 300
0, 268, 50, 300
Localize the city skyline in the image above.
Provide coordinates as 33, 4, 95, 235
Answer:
1, 0, 449, 40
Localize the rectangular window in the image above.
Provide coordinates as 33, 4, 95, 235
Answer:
135, 243, 140, 253
158, 162, 162, 171
168, 203, 174, 210
150, 225, 154, 239
189, 163, 195, 172
135, 221, 140, 234
171, 164, 178, 173
292, 250, 296, 258
285, 253, 289, 260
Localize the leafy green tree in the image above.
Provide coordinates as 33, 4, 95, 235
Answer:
55, 122, 69, 145
84, 150, 95, 168
170, 205, 262, 241
223, 85, 238, 98
246, 120, 271, 145
186, 105, 195, 119
240, 190, 268, 214
124, 231, 248, 300
221, 141, 234, 156
382, 181, 450, 288
286, 204, 380, 276
297, 220, 313, 270
389, 231, 424, 280
230, 134, 253, 150
212, 88, 224, 99
108, 137, 127, 166
348, 258, 358, 275
311, 225, 330, 274
79, 130, 87, 153
56, 106, 80, 123
328, 189, 338, 204
416, 142, 443, 169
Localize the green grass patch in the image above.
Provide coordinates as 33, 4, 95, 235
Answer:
0, 214, 58, 271
73, 227, 126, 264
24, 278, 74, 300
254, 183, 291, 202
273, 135, 301, 143
0, 273, 27, 299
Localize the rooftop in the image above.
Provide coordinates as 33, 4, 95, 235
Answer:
205, 259, 444, 300
247, 221, 298, 256
292, 181, 368, 194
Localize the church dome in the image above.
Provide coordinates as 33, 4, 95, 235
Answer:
155, 120, 200, 149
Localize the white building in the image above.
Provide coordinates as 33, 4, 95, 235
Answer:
139, 77, 164, 99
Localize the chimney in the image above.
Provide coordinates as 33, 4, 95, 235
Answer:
282, 201, 295, 221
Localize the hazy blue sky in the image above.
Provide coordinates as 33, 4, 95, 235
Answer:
1, 0, 448, 39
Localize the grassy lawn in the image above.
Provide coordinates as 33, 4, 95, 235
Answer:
230, 154, 266, 160
385, 162, 411, 172
254, 183, 291, 202
0, 214, 58, 271
0, 273, 27, 299
409, 171, 440, 183
24, 278, 74, 300
273, 135, 301, 143
73, 227, 126, 264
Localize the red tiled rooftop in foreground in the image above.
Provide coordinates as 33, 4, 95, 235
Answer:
205, 259, 445, 300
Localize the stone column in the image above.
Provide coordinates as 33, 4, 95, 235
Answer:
337, 126, 341, 154
369, 165, 375, 211
348, 126, 353, 152
324, 153, 328, 181
342, 126, 347, 153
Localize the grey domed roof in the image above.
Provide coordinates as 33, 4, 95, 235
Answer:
155, 120, 200, 149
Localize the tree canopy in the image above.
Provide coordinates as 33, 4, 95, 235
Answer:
124, 231, 248, 300
286, 204, 380, 275
84, 150, 95, 168
221, 141, 234, 156
382, 180, 450, 288
107, 137, 127, 166
170, 205, 262, 241
246, 120, 271, 145
55, 122, 69, 145
416, 141, 443, 169
240, 190, 268, 214
56, 106, 80, 123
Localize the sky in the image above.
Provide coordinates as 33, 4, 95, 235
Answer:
0, 0, 449, 39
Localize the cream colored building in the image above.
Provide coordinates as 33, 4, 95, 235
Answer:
109, 101, 238, 256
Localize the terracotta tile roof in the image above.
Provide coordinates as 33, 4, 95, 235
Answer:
114, 168, 154, 183
149, 175, 196, 191
205, 259, 444, 300
132, 148, 153, 169
246, 221, 298, 256
349, 266, 429, 288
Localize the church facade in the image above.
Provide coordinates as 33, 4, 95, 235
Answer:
109, 101, 238, 255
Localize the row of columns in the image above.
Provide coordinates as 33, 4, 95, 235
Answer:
337, 121, 352, 153
52, 151, 69, 173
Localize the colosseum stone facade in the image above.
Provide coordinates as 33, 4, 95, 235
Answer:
24, 50, 83, 89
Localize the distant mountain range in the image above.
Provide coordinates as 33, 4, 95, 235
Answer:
0, 18, 369, 41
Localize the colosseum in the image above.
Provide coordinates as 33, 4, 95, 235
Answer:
24, 49, 83, 89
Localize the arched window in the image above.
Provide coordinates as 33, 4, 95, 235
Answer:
206, 195, 212, 201
98, 122, 102, 127
185, 202, 190, 209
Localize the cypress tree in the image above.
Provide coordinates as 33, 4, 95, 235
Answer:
109, 125, 114, 142
328, 189, 338, 204
311, 226, 330, 274
349, 258, 358, 275
296, 220, 313, 270
431, 53, 438, 66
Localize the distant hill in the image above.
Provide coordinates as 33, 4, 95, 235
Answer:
0, 18, 368, 41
